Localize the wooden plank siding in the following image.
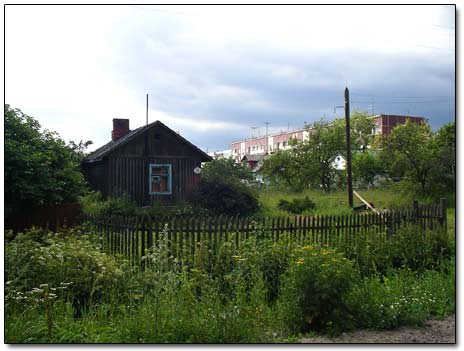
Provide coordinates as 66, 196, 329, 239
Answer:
107, 156, 202, 205
83, 121, 209, 206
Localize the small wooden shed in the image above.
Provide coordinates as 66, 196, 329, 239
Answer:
82, 119, 212, 206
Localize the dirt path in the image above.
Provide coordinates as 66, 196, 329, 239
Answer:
300, 314, 455, 344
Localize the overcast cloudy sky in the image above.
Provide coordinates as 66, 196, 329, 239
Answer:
5, 4, 455, 152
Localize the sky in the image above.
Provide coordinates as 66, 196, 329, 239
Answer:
5, 4, 456, 152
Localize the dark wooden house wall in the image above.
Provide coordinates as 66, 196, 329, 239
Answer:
107, 156, 201, 205
82, 160, 108, 198
84, 124, 205, 206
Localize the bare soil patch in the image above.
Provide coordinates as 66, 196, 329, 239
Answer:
300, 314, 455, 344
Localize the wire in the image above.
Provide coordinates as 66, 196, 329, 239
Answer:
351, 100, 453, 104
127, 5, 188, 16
350, 92, 453, 99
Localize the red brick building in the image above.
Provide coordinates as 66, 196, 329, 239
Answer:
372, 114, 425, 135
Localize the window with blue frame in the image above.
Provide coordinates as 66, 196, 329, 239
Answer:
149, 164, 172, 195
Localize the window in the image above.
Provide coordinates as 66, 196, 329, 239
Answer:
149, 164, 172, 195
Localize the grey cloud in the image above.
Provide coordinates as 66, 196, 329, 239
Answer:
106, 13, 454, 150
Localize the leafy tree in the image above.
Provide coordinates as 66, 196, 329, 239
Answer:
5, 105, 89, 217
201, 157, 254, 185
382, 120, 438, 192
352, 151, 385, 187
259, 150, 307, 190
431, 122, 455, 194
294, 119, 346, 192
260, 113, 374, 192
350, 110, 376, 150
195, 158, 259, 216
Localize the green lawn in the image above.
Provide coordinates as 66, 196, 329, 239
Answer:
258, 186, 415, 217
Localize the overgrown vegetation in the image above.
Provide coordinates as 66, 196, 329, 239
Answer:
193, 158, 260, 216
259, 115, 455, 202
277, 197, 316, 214
80, 192, 209, 218
5, 219, 454, 343
5, 105, 90, 218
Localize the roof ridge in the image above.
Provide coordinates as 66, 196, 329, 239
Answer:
83, 120, 211, 163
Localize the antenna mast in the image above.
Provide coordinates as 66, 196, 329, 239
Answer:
146, 94, 149, 125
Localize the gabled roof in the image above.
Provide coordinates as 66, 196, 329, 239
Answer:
83, 120, 212, 163
241, 154, 266, 162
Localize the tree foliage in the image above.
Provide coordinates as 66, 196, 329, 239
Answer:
378, 120, 455, 197
201, 157, 254, 185
260, 112, 374, 192
382, 120, 438, 192
259, 150, 307, 190
352, 151, 385, 187
5, 105, 89, 217
195, 158, 259, 216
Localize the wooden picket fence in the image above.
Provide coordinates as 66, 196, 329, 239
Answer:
84, 198, 447, 268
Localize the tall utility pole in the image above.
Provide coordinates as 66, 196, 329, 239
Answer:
146, 94, 149, 125
345, 87, 354, 208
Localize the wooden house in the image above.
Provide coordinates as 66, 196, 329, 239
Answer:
82, 119, 212, 206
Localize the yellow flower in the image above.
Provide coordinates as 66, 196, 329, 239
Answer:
296, 258, 305, 266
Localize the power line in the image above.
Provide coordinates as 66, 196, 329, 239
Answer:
351, 99, 452, 104
127, 5, 188, 16
351, 92, 453, 99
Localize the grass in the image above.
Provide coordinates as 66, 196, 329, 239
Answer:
258, 186, 415, 217
6, 187, 456, 343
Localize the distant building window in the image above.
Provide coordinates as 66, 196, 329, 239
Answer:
283, 141, 287, 147
248, 147, 251, 153
149, 164, 172, 195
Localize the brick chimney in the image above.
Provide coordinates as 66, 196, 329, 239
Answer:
112, 119, 130, 141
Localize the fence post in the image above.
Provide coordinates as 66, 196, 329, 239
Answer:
412, 200, 419, 224
385, 211, 392, 239
440, 197, 447, 229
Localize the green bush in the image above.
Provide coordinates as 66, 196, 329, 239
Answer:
339, 224, 451, 277
346, 257, 455, 330
277, 196, 316, 214
80, 192, 138, 217
193, 179, 259, 216
81, 192, 210, 219
5, 227, 126, 317
276, 244, 357, 334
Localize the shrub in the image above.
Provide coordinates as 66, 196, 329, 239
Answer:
277, 197, 316, 214
238, 235, 293, 303
80, 192, 138, 217
5, 227, 126, 317
276, 244, 357, 334
193, 179, 259, 216
338, 224, 451, 277
346, 258, 455, 330
387, 224, 451, 272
